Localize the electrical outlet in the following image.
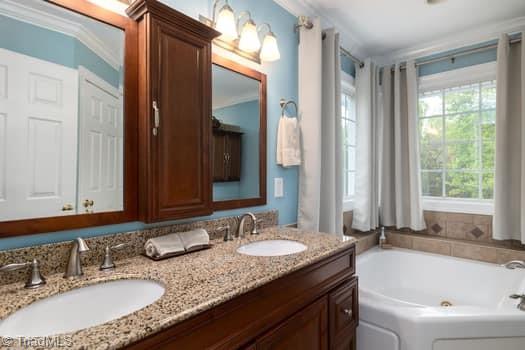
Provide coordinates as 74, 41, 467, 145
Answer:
274, 178, 284, 198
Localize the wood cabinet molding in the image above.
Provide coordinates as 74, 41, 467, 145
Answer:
211, 54, 267, 211
0, 0, 139, 237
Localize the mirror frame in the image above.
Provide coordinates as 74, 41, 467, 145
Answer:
0, 0, 138, 238
212, 54, 267, 211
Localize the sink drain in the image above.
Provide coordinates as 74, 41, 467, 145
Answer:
440, 300, 453, 307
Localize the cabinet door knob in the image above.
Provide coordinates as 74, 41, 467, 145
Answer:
152, 101, 160, 136
342, 308, 352, 318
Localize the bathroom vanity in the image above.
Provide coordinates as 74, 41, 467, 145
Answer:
0, 228, 357, 350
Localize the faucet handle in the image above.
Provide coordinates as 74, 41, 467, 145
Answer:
0, 259, 46, 289
100, 243, 129, 271
218, 225, 232, 241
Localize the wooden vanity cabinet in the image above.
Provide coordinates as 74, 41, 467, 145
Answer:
126, 245, 358, 350
126, 0, 220, 222
213, 129, 242, 182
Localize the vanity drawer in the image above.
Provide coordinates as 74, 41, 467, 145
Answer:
329, 277, 358, 349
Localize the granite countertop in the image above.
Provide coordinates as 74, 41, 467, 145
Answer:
0, 227, 355, 350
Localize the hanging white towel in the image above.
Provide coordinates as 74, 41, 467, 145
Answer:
276, 115, 301, 167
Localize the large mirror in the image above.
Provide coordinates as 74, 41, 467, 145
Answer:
0, 0, 137, 235
212, 55, 266, 210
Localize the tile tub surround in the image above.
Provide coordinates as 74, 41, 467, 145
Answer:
0, 228, 356, 350
0, 210, 277, 286
385, 231, 525, 264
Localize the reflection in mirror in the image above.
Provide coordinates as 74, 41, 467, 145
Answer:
0, 0, 125, 221
212, 64, 260, 202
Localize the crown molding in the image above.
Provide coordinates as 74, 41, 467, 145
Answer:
373, 16, 525, 66
213, 93, 259, 110
0, 0, 122, 70
272, 0, 366, 59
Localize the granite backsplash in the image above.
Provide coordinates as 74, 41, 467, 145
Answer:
0, 210, 278, 285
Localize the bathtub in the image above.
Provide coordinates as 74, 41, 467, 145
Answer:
356, 247, 525, 350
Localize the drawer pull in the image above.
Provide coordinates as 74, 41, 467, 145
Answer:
342, 308, 353, 318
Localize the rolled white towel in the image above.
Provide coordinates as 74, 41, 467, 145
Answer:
178, 228, 210, 252
145, 232, 185, 259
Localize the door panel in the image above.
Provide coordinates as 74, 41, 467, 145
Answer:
256, 297, 328, 350
150, 20, 212, 219
0, 49, 78, 221
78, 67, 123, 213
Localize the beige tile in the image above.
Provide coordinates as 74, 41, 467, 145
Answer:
451, 242, 498, 263
445, 221, 472, 240
496, 248, 525, 264
446, 212, 474, 223
465, 223, 491, 242
424, 210, 447, 221
412, 236, 452, 256
473, 214, 492, 225
386, 233, 413, 249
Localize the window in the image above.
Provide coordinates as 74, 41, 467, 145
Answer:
341, 72, 356, 202
418, 65, 496, 206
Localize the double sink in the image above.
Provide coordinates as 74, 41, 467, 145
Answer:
0, 239, 307, 337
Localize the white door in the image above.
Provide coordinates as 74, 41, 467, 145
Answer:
77, 67, 123, 214
0, 48, 78, 221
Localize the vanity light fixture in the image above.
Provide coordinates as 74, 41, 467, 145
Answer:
213, 0, 238, 41
199, 5, 280, 63
238, 11, 261, 53
258, 23, 280, 62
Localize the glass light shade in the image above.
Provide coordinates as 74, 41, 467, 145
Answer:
238, 20, 261, 53
260, 33, 280, 62
215, 5, 238, 41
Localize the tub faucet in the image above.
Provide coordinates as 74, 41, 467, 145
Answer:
510, 294, 525, 311
502, 260, 525, 269
379, 227, 392, 249
64, 237, 90, 279
236, 212, 258, 238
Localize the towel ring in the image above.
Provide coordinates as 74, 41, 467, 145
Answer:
280, 98, 299, 119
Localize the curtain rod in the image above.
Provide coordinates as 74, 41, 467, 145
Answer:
298, 16, 364, 69
340, 47, 365, 68
395, 36, 522, 71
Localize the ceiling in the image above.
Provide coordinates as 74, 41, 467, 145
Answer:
212, 65, 259, 110
294, 0, 525, 57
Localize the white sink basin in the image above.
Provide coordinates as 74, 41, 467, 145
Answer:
0, 279, 165, 337
237, 239, 307, 257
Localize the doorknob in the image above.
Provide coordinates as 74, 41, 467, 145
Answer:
83, 199, 94, 213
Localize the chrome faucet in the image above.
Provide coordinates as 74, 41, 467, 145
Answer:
64, 237, 90, 279
236, 212, 258, 238
510, 294, 525, 311
502, 260, 525, 269
0, 259, 46, 289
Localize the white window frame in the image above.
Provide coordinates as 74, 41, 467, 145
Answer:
418, 62, 496, 215
341, 71, 356, 212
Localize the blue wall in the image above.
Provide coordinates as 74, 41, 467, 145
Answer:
0, 0, 299, 250
213, 100, 260, 201
417, 40, 498, 77
0, 15, 121, 88
341, 54, 356, 77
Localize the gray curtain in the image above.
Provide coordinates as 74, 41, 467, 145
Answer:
380, 62, 426, 231
297, 24, 343, 235
493, 33, 525, 243
352, 59, 380, 232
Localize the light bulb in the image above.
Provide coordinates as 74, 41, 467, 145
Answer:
260, 32, 280, 62
215, 5, 238, 41
239, 20, 261, 53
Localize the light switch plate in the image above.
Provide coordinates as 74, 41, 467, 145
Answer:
274, 178, 284, 198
